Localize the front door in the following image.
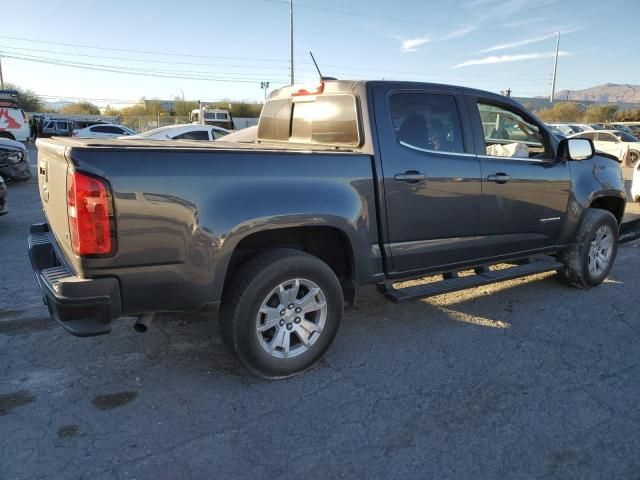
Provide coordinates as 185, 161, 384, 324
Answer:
468, 97, 571, 256
594, 131, 624, 160
373, 86, 482, 274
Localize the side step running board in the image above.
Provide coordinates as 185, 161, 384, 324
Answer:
383, 257, 563, 304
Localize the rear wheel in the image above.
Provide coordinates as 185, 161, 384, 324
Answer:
0, 132, 15, 140
629, 150, 639, 166
219, 248, 343, 379
557, 208, 619, 288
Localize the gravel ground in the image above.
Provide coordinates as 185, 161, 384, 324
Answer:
1, 146, 639, 479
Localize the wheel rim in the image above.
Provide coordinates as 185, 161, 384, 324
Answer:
255, 278, 327, 359
588, 225, 614, 276
631, 151, 639, 164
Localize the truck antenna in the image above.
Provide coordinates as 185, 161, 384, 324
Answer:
310, 51, 323, 79
309, 51, 337, 81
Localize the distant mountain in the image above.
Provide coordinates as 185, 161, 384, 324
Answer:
554, 84, 640, 104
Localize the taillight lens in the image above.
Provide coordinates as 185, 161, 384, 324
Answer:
67, 170, 114, 256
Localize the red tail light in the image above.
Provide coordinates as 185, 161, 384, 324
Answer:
67, 170, 114, 256
291, 81, 324, 97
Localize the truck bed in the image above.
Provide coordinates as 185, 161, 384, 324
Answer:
34, 136, 380, 325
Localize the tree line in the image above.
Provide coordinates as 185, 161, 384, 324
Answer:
9, 83, 640, 123
6, 84, 264, 118
532, 101, 640, 123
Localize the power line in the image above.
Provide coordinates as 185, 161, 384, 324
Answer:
0, 36, 557, 85
3, 53, 290, 84
0, 35, 289, 63
2, 51, 293, 80
263, 0, 562, 33
0, 44, 305, 72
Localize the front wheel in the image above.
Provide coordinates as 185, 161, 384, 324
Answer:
557, 208, 619, 288
629, 150, 639, 166
219, 248, 343, 379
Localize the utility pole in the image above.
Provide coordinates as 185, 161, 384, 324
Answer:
550, 31, 560, 103
289, 0, 294, 85
0, 54, 4, 90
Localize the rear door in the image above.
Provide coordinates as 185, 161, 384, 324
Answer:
467, 96, 571, 255
373, 85, 482, 274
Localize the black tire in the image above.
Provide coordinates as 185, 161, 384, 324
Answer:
0, 132, 15, 140
219, 248, 343, 379
557, 208, 619, 289
630, 150, 639, 166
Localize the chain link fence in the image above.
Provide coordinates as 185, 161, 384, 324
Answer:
119, 116, 191, 133
118, 116, 258, 132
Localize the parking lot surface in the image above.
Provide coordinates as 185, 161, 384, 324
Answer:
1, 148, 640, 479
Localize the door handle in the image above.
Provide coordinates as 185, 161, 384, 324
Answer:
487, 173, 511, 184
394, 171, 426, 183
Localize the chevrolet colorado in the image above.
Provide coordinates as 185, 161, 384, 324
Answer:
29, 80, 626, 378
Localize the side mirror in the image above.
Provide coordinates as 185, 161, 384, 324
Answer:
559, 138, 594, 161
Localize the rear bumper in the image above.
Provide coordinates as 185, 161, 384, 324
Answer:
28, 223, 121, 337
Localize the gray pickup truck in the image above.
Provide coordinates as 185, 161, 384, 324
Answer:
30, 80, 626, 378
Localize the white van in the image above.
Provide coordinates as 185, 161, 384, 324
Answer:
0, 91, 30, 142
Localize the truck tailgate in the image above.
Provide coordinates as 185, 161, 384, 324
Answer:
36, 139, 75, 267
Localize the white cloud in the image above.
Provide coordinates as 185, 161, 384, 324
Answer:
505, 17, 546, 28
398, 26, 477, 53
481, 32, 558, 52
467, 0, 559, 21
400, 36, 430, 53
453, 51, 569, 68
441, 26, 478, 40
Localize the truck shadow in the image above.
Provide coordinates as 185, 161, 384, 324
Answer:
133, 269, 628, 379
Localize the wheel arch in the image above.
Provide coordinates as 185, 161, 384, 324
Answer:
218, 224, 361, 307
0, 132, 16, 140
588, 195, 625, 225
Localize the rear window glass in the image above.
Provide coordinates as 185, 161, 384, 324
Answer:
258, 94, 360, 146
258, 99, 291, 141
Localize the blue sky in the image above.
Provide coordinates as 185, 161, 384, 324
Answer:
3, 0, 639, 105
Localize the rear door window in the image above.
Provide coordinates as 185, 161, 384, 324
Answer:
211, 129, 227, 140
389, 92, 464, 153
596, 132, 617, 143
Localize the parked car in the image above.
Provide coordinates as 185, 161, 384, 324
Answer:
628, 125, 640, 137
547, 125, 568, 139
549, 124, 586, 135
632, 161, 640, 202
73, 124, 136, 138
125, 124, 229, 141
41, 119, 74, 137
30, 79, 626, 379
215, 125, 257, 143
0, 90, 30, 141
0, 175, 7, 216
570, 130, 639, 164
607, 123, 637, 135
0, 138, 31, 182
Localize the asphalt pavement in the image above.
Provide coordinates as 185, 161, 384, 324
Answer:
1, 146, 640, 479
